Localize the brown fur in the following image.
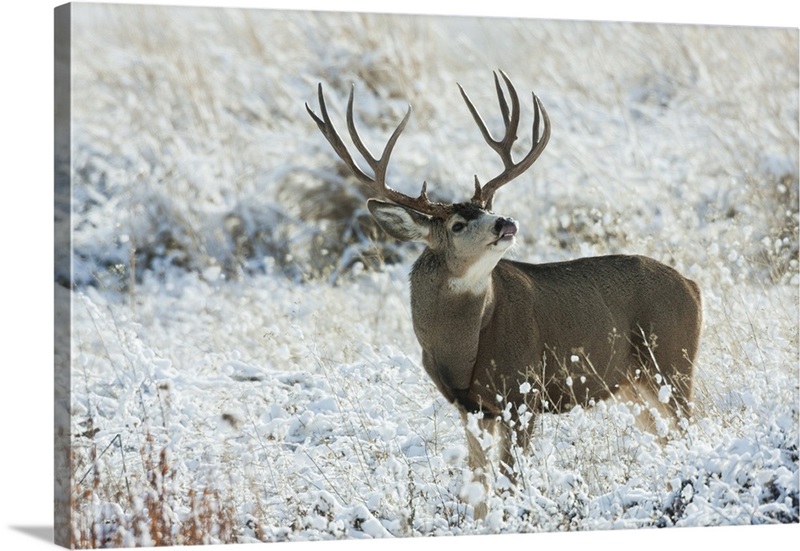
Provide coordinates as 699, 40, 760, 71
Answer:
307, 75, 702, 519
367, 199, 703, 519
411, 246, 701, 519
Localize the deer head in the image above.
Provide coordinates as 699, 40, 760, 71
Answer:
305, 70, 549, 292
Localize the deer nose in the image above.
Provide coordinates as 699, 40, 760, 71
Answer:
495, 217, 518, 236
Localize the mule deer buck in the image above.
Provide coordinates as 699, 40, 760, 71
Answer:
306, 71, 702, 518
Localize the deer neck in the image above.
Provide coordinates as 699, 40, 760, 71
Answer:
409, 249, 497, 385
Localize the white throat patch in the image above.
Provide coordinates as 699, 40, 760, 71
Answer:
448, 250, 504, 295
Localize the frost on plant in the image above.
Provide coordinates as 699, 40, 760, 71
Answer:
64, 4, 798, 547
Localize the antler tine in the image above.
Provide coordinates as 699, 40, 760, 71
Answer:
493, 72, 512, 128
346, 84, 411, 187
493, 70, 521, 167
305, 84, 372, 186
461, 70, 550, 210
307, 83, 454, 219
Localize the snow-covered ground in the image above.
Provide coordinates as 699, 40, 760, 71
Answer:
63, 3, 798, 546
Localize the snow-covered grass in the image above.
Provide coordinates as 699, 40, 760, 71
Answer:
64, 3, 798, 547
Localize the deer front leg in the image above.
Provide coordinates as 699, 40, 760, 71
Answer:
460, 410, 495, 520
498, 413, 536, 489
497, 420, 523, 485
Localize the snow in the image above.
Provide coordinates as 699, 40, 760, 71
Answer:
459, 482, 486, 506
61, 3, 798, 547
658, 384, 672, 404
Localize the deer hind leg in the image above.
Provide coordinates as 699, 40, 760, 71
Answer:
460, 410, 496, 520
616, 380, 677, 437
629, 327, 697, 435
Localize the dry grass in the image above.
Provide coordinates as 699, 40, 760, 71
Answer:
64, 3, 798, 547
71, 430, 240, 548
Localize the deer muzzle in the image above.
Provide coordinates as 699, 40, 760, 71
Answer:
492, 217, 518, 245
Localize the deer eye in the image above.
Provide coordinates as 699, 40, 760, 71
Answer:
451, 222, 466, 233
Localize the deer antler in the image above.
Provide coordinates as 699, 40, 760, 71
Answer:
459, 70, 550, 210
306, 83, 455, 219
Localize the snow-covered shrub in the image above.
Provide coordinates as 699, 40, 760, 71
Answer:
65, 4, 798, 546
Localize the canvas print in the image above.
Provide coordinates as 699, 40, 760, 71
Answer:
54, 2, 799, 548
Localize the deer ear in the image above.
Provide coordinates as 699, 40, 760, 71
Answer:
367, 198, 432, 243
